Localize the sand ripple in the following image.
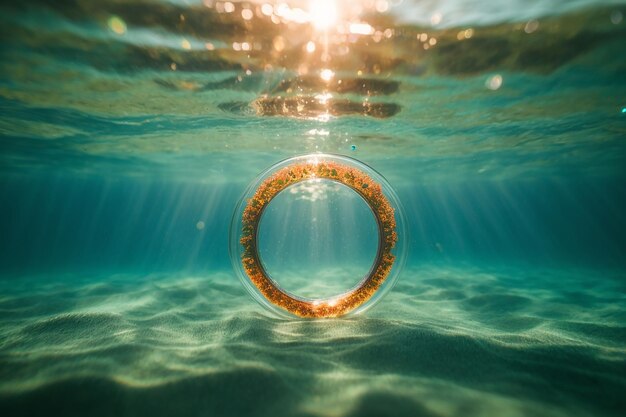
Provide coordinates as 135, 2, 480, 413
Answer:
0, 265, 625, 417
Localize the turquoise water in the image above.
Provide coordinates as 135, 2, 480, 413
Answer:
1, 0, 626, 416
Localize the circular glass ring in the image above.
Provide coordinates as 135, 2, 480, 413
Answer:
230, 154, 407, 318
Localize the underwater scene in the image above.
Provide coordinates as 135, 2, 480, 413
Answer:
1, 0, 626, 416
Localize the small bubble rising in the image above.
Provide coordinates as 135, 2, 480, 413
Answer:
375, 0, 389, 13
107, 16, 126, 35
241, 9, 253, 20
486, 74, 503, 90
524, 20, 539, 34
196, 221, 205, 230
430, 12, 442, 26
261, 4, 273, 16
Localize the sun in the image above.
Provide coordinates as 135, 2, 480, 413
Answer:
309, 0, 339, 31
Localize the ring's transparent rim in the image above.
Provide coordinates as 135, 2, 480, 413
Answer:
229, 153, 408, 318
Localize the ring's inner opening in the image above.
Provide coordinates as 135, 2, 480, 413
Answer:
257, 178, 379, 300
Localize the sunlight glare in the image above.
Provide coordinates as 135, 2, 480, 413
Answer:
320, 69, 335, 81
309, 0, 338, 31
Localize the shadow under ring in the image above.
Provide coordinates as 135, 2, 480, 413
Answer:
239, 160, 398, 318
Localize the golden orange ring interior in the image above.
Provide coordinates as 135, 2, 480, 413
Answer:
240, 160, 398, 318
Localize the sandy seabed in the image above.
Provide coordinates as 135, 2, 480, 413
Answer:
0, 264, 625, 417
